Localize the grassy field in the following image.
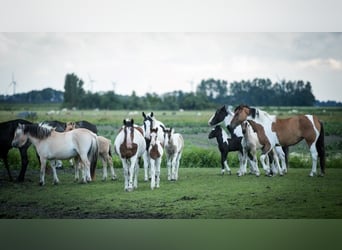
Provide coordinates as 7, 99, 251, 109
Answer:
1, 167, 342, 219
0, 105, 342, 218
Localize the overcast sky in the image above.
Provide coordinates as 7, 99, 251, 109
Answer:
0, 0, 341, 102
1, 32, 341, 101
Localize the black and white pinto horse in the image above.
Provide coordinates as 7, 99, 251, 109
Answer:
0, 119, 32, 182
142, 112, 165, 181
208, 125, 246, 175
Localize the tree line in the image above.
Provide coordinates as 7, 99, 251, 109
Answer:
63, 73, 320, 110
2, 73, 341, 109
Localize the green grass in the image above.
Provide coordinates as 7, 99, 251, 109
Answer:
1, 168, 341, 218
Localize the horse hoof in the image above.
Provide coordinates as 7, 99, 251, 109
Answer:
39, 182, 44, 186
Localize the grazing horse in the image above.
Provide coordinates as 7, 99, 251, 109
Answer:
65, 122, 116, 181
208, 125, 246, 175
12, 123, 98, 185
142, 112, 165, 181
241, 120, 285, 176
162, 127, 184, 181
148, 127, 164, 190
114, 119, 146, 191
208, 105, 288, 176
0, 119, 32, 182
230, 104, 325, 176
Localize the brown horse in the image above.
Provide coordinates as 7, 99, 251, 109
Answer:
229, 105, 325, 176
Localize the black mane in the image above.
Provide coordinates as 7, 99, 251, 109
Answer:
23, 124, 52, 139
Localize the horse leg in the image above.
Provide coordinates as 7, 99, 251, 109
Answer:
175, 152, 182, 180
2, 155, 13, 181
107, 154, 116, 180
51, 162, 60, 185
74, 157, 80, 182
309, 144, 318, 177
39, 158, 47, 186
171, 155, 178, 181
166, 156, 172, 181
17, 146, 29, 182
275, 146, 287, 174
127, 158, 136, 191
143, 152, 150, 182
156, 158, 161, 188
260, 154, 271, 176
122, 160, 129, 191
133, 159, 139, 189
101, 155, 108, 181
272, 149, 283, 176
150, 159, 156, 190
221, 152, 230, 175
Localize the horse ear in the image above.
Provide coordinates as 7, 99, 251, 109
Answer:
123, 119, 126, 125
250, 108, 257, 118
131, 118, 134, 124
142, 112, 146, 118
150, 112, 154, 117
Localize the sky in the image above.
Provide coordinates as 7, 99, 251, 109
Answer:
1, 32, 341, 102
0, 1, 341, 102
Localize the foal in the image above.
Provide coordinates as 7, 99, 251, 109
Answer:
65, 122, 116, 181
208, 125, 246, 175
163, 127, 184, 181
241, 120, 285, 176
148, 127, 164, 189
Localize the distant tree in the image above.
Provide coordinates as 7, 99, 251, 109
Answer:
63, 73, 85, 108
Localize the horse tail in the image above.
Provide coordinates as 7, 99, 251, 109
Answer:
316, 121, 325, 175
88, 136, 99, 180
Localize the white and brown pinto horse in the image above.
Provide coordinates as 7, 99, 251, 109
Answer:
148, 127, 164, 190
114, 119, 146, 191
230, 105, 325, 176
65, 122, 116, 181
142, 112, 165, 181
11, 123, 98, 185
162, 127, 184, 181
241, 120, 285, 176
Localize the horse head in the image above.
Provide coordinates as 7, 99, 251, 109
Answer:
65, 122, 76, 131
12, 123, 28, 148
208, 105, 229, 126
208, 125, 221, 139
230, 104, 252, 130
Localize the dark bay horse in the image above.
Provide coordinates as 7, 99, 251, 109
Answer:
0, 119, 32, 182
229, 104, 325, 176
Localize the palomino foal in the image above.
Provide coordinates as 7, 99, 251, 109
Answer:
230, 105, 325, 176
65, 122, 116, 181
163, 127, 184, 181
114, 119, 146, 191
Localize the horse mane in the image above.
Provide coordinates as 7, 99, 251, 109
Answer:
24, 124, 52, 139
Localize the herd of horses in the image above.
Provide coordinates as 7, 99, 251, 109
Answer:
0, 104, 325, 191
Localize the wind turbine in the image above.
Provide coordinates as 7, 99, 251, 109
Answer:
9, 73, 17, 95
111, 81, 117, 93
87, 74, 95, 92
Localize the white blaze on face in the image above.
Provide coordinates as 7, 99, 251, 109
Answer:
125, 126, 133, 148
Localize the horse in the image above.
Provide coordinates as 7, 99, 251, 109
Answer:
11, 123, 98, 185
114, 119, 146, 191
162, 127, 184, 181
229, 104, 325, 176
148, 127, 164, 190
142, 112, 165, 181
208, 125, 247, 175
208, 105, 288, 176
0, 119, 32, 182
65, 122, 116, 181
241, 120, 285, 176
41, 120, 98, 169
